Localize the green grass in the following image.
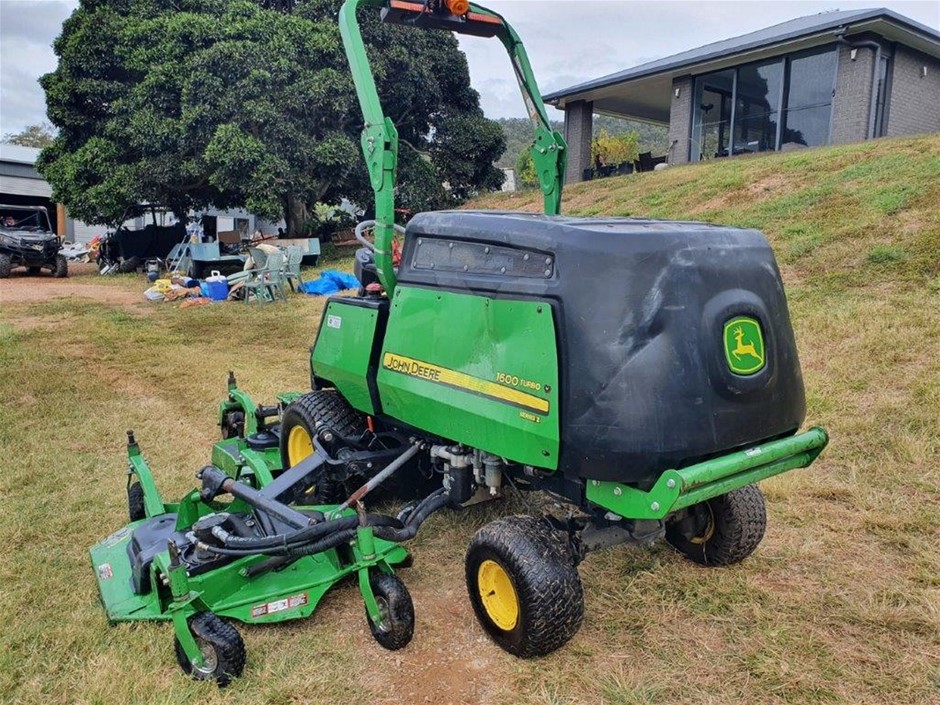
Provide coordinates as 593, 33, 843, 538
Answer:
1, 135, 939, 704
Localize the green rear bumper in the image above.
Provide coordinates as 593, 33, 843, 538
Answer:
586, 427, 829, 520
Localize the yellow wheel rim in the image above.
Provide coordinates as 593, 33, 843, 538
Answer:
690, 503, 716, 545
287, 425, 314, 467
477, 559, 519, 631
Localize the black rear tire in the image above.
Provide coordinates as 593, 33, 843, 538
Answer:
0, 254, 11, 278
366, 572, 415, 650
466, 516, 584, 658
127, 482, 146, 522
173, 612, 246, 687
53, 254, 68, 278
665, 484, 767, 566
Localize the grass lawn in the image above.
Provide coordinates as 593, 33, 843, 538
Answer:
1, 135, 939, 704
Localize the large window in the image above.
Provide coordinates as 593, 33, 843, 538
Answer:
781, 49, 839, 148
691, 46, 837, 160
690, 69, 733, 160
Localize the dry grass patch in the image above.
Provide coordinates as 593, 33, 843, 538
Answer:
1, 135, 939, 704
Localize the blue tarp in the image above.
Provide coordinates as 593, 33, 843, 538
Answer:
300, 270, 361, 296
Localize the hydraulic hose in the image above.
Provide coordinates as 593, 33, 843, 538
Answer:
374, 489, 450, 543
219, 513, 401, 551
285, 528, 359, 557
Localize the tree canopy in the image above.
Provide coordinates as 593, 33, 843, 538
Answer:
39, 0, 505, 231
1, 123, 56, 149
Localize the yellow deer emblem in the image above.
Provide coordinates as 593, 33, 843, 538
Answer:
731, 325, 763, 365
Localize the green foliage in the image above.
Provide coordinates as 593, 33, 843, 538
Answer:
592, 130, 639, 167
1, 123, 56, 149
38, 0, 505, 229
495, 115, 668, 170
515, 149, 537, 188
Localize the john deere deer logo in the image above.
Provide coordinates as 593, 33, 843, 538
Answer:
723, 316, 765, 375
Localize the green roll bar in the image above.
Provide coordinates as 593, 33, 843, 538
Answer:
338, 0, 567, 295
586, 427, 830, 520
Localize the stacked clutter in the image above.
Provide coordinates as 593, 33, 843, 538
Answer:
143, 271, 228, 307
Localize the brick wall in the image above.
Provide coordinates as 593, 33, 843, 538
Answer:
831, 40, 885, 144
667, 76, 694, 163
886, 45, 940, 137
563, 100, 593, 184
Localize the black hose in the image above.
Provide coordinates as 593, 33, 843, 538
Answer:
220, 513, 403, 551
285, 528, 359, 557
374, 490, 450, 543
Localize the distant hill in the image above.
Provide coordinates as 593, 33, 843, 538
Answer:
495, 115, 669, 169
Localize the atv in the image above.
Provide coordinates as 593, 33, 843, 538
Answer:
0, 204, 67, 278
91, 0, 829, 684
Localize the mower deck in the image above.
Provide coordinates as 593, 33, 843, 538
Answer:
91, 508, 410, 625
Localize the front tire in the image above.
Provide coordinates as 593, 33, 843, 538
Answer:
0, 254, 11, 278
280, 390, 366, 469
365, 572, 415, 650
665, 484, 767, 566
173, 612, 245, 687
53, 254, 68, 278
466, 516, 584, 658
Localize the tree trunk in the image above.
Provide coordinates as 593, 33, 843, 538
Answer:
285, 193, 309, 237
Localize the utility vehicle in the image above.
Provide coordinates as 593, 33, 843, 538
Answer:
0, 204, 67, 278
91, 0, 828, 684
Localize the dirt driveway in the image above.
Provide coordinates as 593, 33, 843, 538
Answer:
0, 262, 144, 307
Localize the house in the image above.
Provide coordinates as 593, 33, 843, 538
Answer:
0, 143, 99, 241
544, 8, 940, 182
0, 143, 282, 243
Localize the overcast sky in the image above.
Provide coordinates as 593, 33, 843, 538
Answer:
1, 0, 938, 135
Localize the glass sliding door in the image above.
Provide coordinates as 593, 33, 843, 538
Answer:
732, 59, 783, 155
781, 47, 838, 148
689, 45, 839, 159
691, 69, 734, 161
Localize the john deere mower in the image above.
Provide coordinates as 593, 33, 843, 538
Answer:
91, 0, 828, 684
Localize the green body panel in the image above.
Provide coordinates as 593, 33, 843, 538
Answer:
338, 0, 566, 295
311, 299, 379, 415
90, 509, 409, 625
586, 428, 829, 519
377, 286, 559, 468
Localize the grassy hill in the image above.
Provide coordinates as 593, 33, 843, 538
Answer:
477, 134, 940, 289
0, 135, 937, 705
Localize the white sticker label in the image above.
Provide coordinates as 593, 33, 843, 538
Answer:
327, 315, 342, 329
251, 592, 309, 618
97, 563, 114, 580
744, 447, 763, 457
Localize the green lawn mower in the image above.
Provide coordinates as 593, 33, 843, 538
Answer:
91, 0, 829, 685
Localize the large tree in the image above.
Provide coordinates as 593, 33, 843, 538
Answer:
39, 0, 504, 231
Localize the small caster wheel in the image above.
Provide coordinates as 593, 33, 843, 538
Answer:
366, 573, 414, 650
220, 410, 245, 439
665, 484, 767, 566
127, 482, 145, 522
173, 612, 245, 687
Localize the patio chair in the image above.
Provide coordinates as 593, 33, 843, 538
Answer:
242, 250, 288, 304
284, 246, 305, 292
